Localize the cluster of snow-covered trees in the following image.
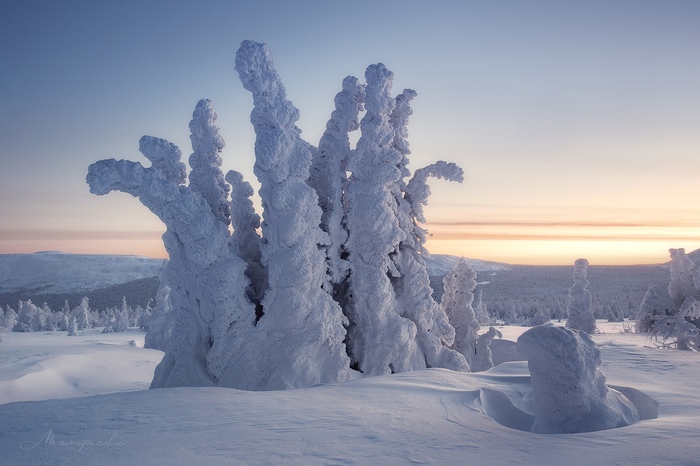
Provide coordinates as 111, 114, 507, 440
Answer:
86, 41, 501, 390
0, 297, 151, 335
637, 248, 700, 350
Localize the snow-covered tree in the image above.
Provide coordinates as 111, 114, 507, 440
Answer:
88, 103, 256, 388
471, 327, 502, 372
565, 259, 596, 334
72, 297, 91, 332
343, 63, 423, 375
88, 40, 473, 390
309, 76, 364, 285
441, 258, 479, 369
234, 40, 351, 389
67, 316, 78, 336
2, 305, 18, 332
637, 248, 700, 350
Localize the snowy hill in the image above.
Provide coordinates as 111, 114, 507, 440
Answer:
0, 252, 164, 309
0, 252, 164, 294
424, 254, 510, 276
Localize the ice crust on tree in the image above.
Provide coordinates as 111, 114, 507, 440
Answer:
517, 324, 639, 434
565, 258, 596, 334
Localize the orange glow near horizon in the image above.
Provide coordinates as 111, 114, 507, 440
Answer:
2, 222, 699, 266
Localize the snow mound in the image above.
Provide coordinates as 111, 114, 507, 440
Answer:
516, 324, 654, 433
0, 252, 165, 294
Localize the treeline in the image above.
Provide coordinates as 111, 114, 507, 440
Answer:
0, 296, 151, 335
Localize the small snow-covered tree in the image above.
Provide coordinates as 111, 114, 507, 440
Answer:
565, 259, 596, 334
471, 327, 502, 372
638, 248, 700, 350
72, 297, 91, 332
441, 258, 479, 369
67, 316, 78, 336
2, 305, 18, 333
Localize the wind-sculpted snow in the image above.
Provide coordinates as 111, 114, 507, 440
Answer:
139, 136, 186, 185
566, 258, 596, 334
517, 324, 641, 433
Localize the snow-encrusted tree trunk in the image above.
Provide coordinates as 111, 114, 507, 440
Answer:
565, 258, 596, 334
234, 40, 350, 389
344, 63, 423, 375
441, 258, 479, 369
309, 76, 365, 285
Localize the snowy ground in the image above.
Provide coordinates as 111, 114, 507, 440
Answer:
1, 323, 698, 465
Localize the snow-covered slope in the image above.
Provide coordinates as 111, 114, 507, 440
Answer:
0, 252, 164, 294
0, 323, 695, 465
424, 254, 510, 276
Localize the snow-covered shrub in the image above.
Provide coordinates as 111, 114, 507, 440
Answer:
517, 324, 639, 433
566, 259, 596, 334
67, 316, 78, 336
88, 40, 469, 390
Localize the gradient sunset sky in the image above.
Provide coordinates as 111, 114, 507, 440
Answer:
1, 0, 698, 265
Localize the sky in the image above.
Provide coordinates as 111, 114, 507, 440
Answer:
1, 0, 699, 265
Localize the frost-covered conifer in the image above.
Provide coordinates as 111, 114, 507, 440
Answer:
441, 258, 479, 369
72, 297, 91, 332
668, 248, 698, 309
67, 316, 78, 336
309, 76, 364, 285
565, 259, 596, 334
188, 99, 231, 225
234, 40, 350, 389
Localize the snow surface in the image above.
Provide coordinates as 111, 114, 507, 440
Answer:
1, 322, 698, 465
0, 252, 164, 294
